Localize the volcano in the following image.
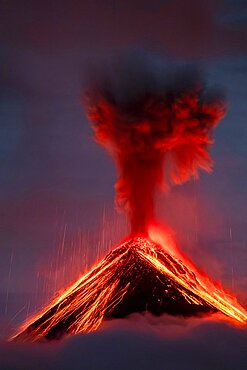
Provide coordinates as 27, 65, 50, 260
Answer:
10, 54, 247, 343
12, 238, 247, 342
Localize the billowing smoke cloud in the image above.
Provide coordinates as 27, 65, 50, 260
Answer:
1, 316, 247, 370
85, 51, 226, 236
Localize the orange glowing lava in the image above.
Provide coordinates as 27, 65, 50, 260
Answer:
11, 235, 247, 342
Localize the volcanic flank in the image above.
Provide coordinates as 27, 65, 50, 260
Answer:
11, 51, 247, 342
12, 238, 247, 342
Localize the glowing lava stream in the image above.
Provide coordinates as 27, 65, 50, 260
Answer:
139, 248, 247, 323
11, 236, 247, 342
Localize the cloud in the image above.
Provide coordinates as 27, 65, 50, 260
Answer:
1, 315, 247, 370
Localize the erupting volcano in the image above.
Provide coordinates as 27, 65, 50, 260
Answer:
11, 52, 247, 342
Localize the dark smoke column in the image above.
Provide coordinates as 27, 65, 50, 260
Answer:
85, 52, 226, 236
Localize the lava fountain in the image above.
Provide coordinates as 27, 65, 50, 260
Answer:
11, 52, 247, 342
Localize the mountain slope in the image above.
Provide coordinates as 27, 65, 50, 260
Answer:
12, 238, 247, 342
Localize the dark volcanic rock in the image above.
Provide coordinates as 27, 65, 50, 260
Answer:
13, 238, 217, 341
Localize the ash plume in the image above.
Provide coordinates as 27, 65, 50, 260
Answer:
84, 51, 226, 236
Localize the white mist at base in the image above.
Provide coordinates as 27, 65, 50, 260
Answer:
1, 314, 246, 370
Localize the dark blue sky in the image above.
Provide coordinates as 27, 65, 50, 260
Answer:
0, 1, 247, 368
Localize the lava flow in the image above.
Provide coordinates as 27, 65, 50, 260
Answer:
11, 237, 247, 342
11, 52, 247, 341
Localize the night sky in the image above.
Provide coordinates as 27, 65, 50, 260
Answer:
1, 1, 247, 369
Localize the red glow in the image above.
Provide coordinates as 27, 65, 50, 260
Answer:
86, 78, 225, 235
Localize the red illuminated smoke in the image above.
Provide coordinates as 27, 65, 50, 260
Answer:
85, 53, 226, 236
